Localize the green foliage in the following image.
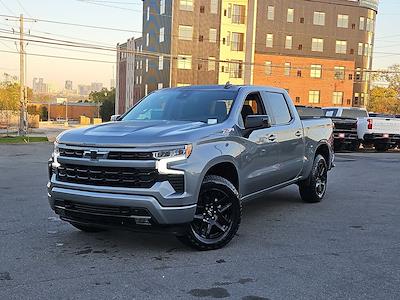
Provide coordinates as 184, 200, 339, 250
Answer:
382, 64, 400, 93
89, 88, 115, 121
0, 81, 20, 111
368, 87, 400, 115
39, 106, 48, 121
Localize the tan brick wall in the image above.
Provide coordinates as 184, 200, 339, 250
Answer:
253, 54, 355, 107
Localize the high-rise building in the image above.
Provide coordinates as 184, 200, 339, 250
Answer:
90, 82, 103, 92
115, 37, 142, 115
32, 78, 49, 94
65, 80, 73, 90
130, 0, 378, 110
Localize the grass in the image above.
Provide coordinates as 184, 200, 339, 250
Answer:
0, 136, 49, 144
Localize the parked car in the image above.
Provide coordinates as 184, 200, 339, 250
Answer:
48, 85, 334, 250
357, 116, 400, 151
322, 107, 368, 151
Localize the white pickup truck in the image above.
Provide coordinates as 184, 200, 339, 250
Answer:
323, 107, 400, 152
357, 115, 400, 151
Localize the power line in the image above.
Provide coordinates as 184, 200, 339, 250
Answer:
0, 0, 15, 15
0, 49, 115, 64
15, 0, 33, 18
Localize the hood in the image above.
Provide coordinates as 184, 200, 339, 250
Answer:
57, 120, 219, 147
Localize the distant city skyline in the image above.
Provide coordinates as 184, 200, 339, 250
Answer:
0, 0, 399, 89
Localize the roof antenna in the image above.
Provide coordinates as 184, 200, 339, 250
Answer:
224, 81, 232, 89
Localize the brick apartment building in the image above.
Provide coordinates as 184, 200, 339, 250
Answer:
116, 0, 378, 113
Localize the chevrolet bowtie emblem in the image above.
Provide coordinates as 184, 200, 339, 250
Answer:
83, 150, 108, 160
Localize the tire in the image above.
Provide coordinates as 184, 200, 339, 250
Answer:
176, 175, 241, 250
70, 222, 106, 233
348, 141, 360, 152
299, 154, 328, 203
374, 144, 389, 152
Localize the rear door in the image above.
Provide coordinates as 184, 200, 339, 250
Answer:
262, 91, 305, 183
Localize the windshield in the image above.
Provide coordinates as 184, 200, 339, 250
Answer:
122, 89, 237, 124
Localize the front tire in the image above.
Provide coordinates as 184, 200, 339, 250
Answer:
176, 175, 241, 250
299, 154, 328, 203
374, 144, 389, 152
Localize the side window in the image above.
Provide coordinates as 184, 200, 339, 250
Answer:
239, 92, 265, 127
263, 92, 292, 125
324, 109, 338, 117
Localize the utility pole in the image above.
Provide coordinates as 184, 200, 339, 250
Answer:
18, 14, 28, 136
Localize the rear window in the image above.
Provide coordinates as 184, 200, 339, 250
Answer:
341, 109, 368, 119
323, 109, 338, 117
296, 106, 324, 117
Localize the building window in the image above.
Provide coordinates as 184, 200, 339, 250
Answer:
146, 6, 150, 21
265, 61, 272, 75
311, 38, 324, 52
180, 0, 193, 11
313, 12, 325, 26
139, 76, 142, 84
209, 28, 217, 43
334, 66, 345, 80
287, 8, 294, 23
158, 83, 163, 90
145, 84, 148, 96
309, 90, 320, 104
266, 34, 274, 48
295, 96, 300, 103
159, 27, 165, 43
232, 4, 245, 24
297, 70, 302, 77
337, 14, 349, 28
284, 62, 291, 76
160, 0, 165, 15
310, 64, 322, 78
359, 17, 365, 30
332, 92, 344, 105
177, 55, 192, 69
145, 59, 149, 72
146, 33, 149, 47
210, 0, 218, 14
231, 32, 244, 51
229, 61, 243, 78
366, 18, 374, 32
159, 56, 164, 70
336, 40, 347, 54
208, 57, 216, 71
285, 35, 293, 49
178, 25, 193, 40
358, 43, 363, 55
267, 6, 274, 20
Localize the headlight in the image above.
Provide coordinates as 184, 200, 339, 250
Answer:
154, 144, 192, 175
153, 144, 192, 160
53, 142, 60, 157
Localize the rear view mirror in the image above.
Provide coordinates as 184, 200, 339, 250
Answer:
110, 114, 121, 121
245, 115, 271, 129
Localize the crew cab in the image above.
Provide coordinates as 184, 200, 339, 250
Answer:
48, 85, 334, 250
323, 107, 368, 151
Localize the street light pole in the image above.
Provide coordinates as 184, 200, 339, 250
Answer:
18, 14, 27, 136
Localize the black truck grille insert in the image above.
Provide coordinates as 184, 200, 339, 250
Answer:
59, 148, 154, 160
56, 164, 184, 192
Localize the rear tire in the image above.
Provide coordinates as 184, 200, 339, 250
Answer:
70, 222, 106, 233
299, 154, 328, 203
374, 144, 389, 152
176, 175, 241, 250
348, 141, 360, 152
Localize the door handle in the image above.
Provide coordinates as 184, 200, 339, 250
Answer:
267, 134, 277, 142
295, 131, 302, 137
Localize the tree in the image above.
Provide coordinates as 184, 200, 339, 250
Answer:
368, 87, 400, 115
382, 64, 400, 93
89, 88, 115, 121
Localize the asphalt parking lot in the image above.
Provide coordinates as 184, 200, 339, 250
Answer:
0, 143, 399, 300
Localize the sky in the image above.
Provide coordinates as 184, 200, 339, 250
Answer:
0, 0, 399, 90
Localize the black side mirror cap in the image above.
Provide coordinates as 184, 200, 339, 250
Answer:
245, 115, 271, 129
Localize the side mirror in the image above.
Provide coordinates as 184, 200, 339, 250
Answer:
110, 114, 121, 122
245, 115, 271, 129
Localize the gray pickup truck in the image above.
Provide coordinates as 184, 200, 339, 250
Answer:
48, 85, 334, 250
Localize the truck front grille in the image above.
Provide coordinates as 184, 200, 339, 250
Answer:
56, 163, 184, 192
59, 148, 154, 160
